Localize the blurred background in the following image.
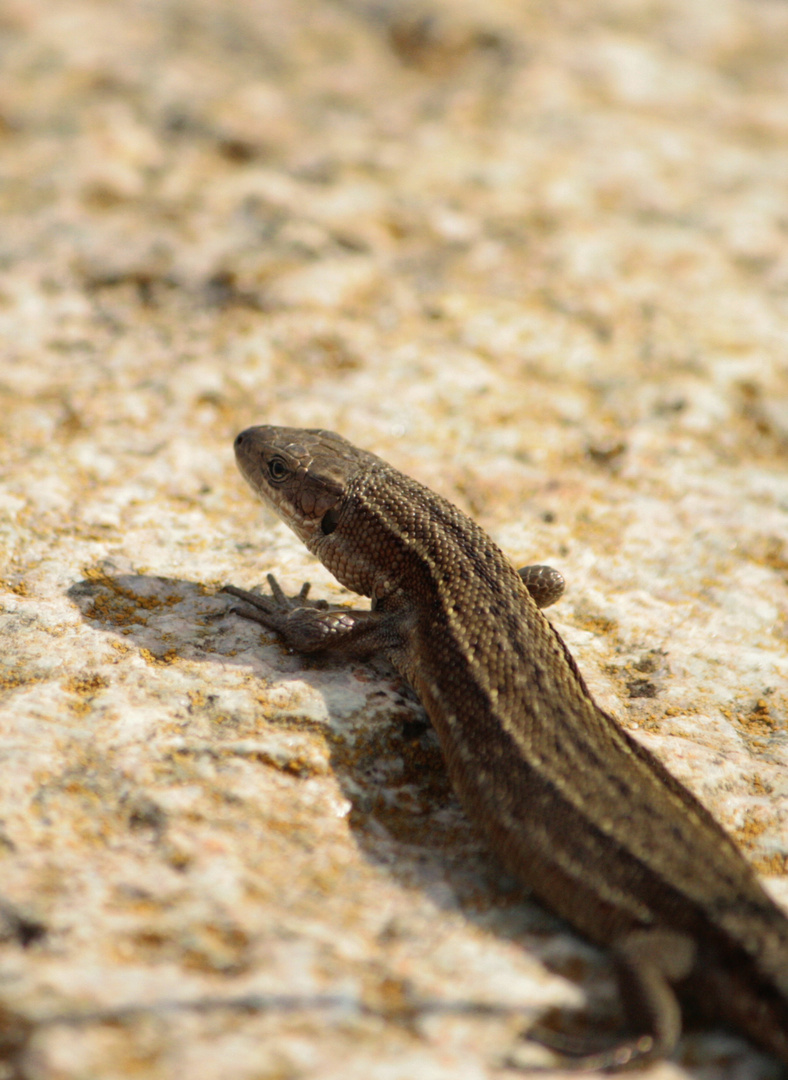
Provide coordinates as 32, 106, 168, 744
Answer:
1, 2, 788, 1077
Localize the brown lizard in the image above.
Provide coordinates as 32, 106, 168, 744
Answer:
225, 424, 788, 1071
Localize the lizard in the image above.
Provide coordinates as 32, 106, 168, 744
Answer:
224, 424, 788, 1071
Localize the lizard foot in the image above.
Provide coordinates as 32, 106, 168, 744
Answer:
223, 576, 391, 656
223, 574, 331, 631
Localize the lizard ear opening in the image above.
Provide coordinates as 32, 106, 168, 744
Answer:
321, 507, 340, 535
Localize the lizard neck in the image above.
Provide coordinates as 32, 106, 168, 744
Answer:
307, 470, 409, 599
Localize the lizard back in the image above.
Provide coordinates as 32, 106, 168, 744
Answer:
333, 462, 788, 1046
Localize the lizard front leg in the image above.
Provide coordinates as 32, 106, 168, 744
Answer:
517, 564, 565, 610
224, 575, 402, 658
226, 566, 564, 652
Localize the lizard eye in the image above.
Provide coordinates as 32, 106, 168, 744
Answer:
267, 457, 288, 483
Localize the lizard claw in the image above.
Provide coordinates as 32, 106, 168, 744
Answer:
265, 574, 312, 610
260, 575, 328, 611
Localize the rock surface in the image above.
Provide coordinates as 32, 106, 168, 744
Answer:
1, 1, 788, 1077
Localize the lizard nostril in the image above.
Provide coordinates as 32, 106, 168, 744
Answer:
234, 431, 246, 449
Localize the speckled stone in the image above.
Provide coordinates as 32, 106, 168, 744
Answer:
1, 1, 788, 1077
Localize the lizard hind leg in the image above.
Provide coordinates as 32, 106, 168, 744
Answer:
523, 930, 695, 1071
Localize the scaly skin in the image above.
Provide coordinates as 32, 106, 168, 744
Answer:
226, 425, 788, 1071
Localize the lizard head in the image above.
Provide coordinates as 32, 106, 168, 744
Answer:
233, 425, 369, 547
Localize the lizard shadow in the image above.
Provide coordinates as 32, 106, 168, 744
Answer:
66, 569, 722, 1066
